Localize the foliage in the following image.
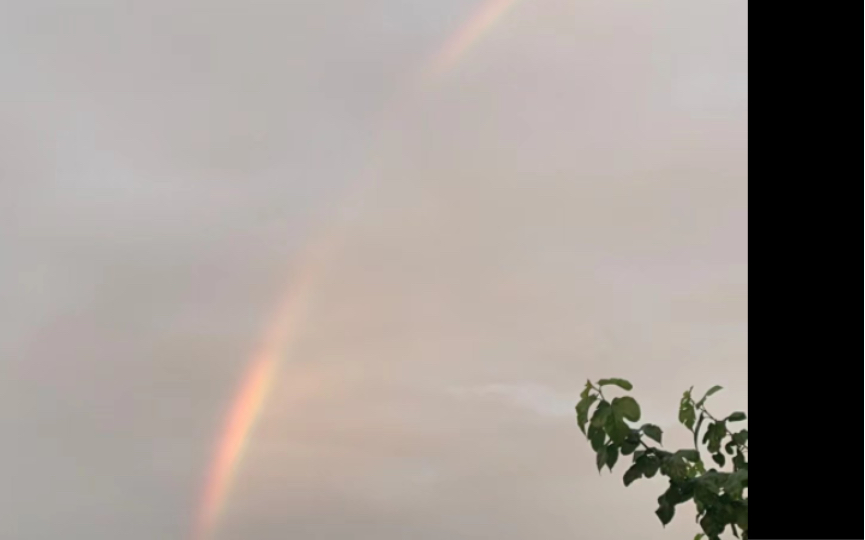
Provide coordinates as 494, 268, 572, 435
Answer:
576, 379, 748, 540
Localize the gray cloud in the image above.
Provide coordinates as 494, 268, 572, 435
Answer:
448, 383, 577, 418
0, 0, 746, 538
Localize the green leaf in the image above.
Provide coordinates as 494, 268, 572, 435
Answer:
597, 378, 633, 391
725, 470, 748, 499
684, 463, 699, 479
620, 442, 638, 456
655, 502, 675, 526
675, 449, 701, 463
605, 444, 620, 471
696, 471, 726, 494
733, 452, 748, 471
679, 398, 697, 431
733, 430, 748, 446
661, 481, 695, 506
641, 424, 663, 444
700, 511, 725, 537
695, 496, 707, 518
621, 432, 640, 456
588, 425, 606, 452
712, 453, 726, 468
703, 422, 727, 454
653, 449, 672, 460
694, 534, 706, 540
623, 454, 660, 485
575, 395, 598, 435
735, 505, 748, 531
591, 401, 612, 428
643, 455, 661, 478
612, 396, 641, 422
580, 380, 594, 399
698, 385, 724, 406
727, 412, 747, 422
605, 413, 631, 445
725, 441, 737, 455
623, 463, 643, 486
596, 445, 608, 472
661, 456, 688, 480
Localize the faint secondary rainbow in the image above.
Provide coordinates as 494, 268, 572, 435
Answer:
423, 0, 522, 83
191, 1, 523, 538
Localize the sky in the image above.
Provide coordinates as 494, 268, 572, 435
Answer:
0, 1, 747, 539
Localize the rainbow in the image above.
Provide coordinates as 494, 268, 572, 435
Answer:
191, 240, 333, 540
191, 1, 523, 538
424, 0, 522, 82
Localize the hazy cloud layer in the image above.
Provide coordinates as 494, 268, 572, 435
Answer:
0, 0, 746, 538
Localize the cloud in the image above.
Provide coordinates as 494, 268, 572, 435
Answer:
0, 0, 746, 538
448, 383, 576, 418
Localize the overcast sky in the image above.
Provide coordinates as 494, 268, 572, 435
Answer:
0, 1, 747, 539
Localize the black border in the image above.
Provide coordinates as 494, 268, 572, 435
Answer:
748, 0, 861, 536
